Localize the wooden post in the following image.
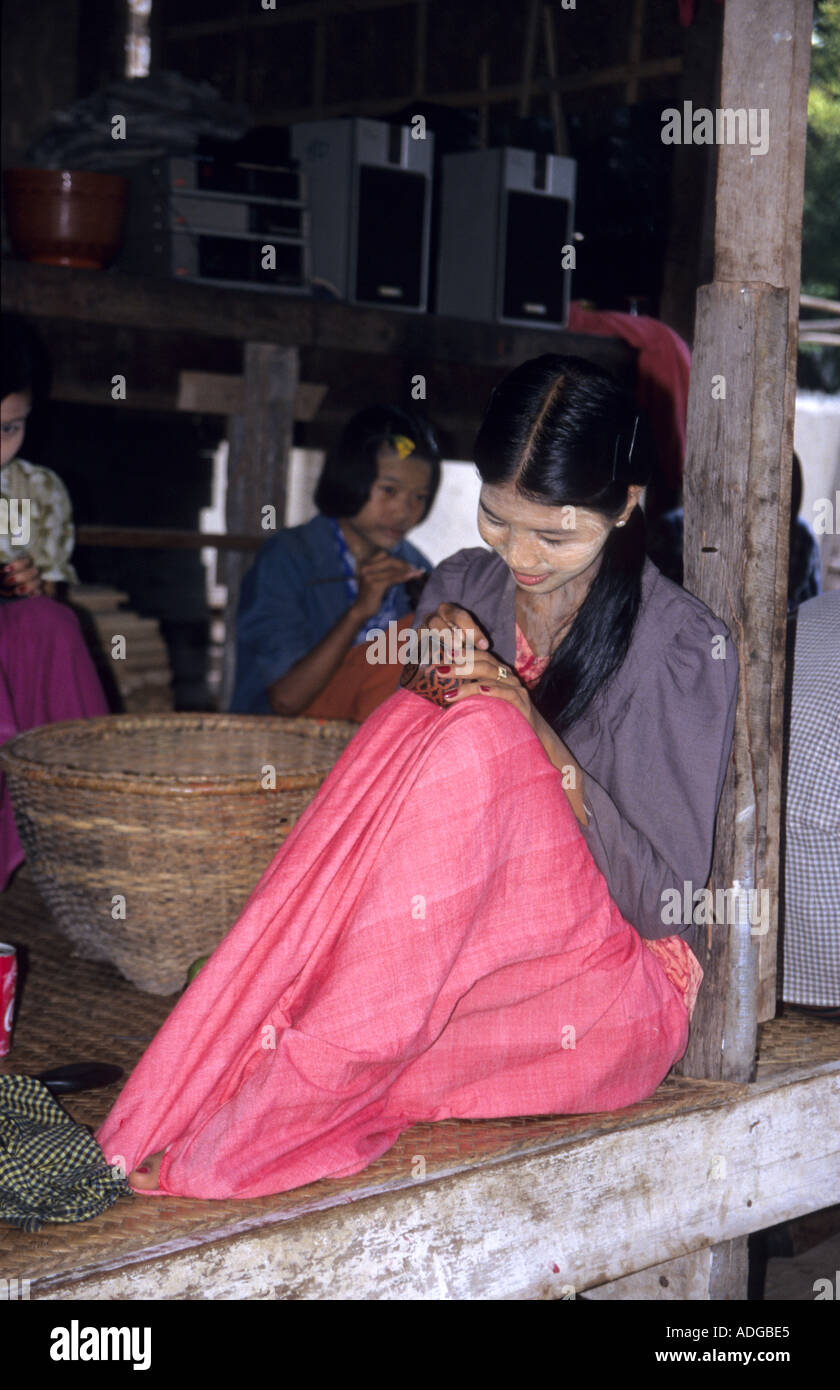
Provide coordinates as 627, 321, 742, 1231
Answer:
518, 0, 541, 121
624, 0, 646, 106
478, 52, 490, 149
221, 343, 299, 710
413, 0, 428, 99
677, 0, 813, 1083
542, 4, 570, 158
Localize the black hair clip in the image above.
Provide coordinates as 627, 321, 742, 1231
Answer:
612, 413, 641, 481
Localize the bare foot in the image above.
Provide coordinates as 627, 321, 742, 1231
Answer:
128, 1151, 164, 1189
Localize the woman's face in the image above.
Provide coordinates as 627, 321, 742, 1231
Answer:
0, 391, 31, 469
346, 445, 433, 551
477, 480, 642, 594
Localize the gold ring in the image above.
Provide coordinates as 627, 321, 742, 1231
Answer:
498, 665, 508, 680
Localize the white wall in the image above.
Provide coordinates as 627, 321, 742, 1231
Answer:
794, 391, 840, 591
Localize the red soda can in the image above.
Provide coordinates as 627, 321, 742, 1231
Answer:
0, 942, 18, 1057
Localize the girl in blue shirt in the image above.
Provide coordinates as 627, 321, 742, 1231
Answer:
231, 405, 441, 718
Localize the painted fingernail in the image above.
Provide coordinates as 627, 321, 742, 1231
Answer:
136, 1165, 150, 1173
443, 689, 458, 700
437, 665, 451, 674
479, 684, 491, 692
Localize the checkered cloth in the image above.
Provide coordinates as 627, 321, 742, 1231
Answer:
783, 593, 840, 1008
0, 1075, 133, 1232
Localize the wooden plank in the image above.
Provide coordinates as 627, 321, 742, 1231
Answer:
221, 343, 299, 709
678, 0, 813, 1076
29, 1061, 840, 1299
586, 1245, 715, 1300
177, 371, 328, 420
0, 262, 637, 375
587, 1235, 747, 1300
177, 371, 246, 416
75, 527, 263, 552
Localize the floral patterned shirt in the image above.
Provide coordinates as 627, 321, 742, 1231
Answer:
0, 457, 78, 583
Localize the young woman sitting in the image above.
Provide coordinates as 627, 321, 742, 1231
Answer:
97, 355, 737, 1201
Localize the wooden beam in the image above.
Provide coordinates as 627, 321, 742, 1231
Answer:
221, 344, 299, 709
678, 0, 813, 1080
164, 0, 419, 39
252, 57, 684, 125
75, 527, 263, 552
1, 263, 637, 375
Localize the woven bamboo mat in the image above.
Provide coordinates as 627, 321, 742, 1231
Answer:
756, 1008, 840, 1077
1, 864, 835, 1291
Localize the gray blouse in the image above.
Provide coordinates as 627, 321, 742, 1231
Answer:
410, 549, 738, 941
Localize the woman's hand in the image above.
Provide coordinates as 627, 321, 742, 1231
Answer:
400, 603, 491, 704
1, 553, 44, 597
417, 602, 491, 654
353, 551, 426, 621
433, 646, 588, 824
436, 648, 539, 729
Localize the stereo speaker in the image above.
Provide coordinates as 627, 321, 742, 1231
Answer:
290, 117, 433, 312
436, 147, 576, 327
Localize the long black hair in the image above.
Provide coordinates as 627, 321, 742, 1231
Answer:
315, 404, 442, 521
473, 354, 654, 733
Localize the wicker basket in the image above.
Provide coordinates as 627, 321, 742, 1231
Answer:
0, 713, 358, 994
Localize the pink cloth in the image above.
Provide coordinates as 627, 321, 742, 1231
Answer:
568, 302, 691, 491
0, 596, 110, 890
97, 688, 694, 1201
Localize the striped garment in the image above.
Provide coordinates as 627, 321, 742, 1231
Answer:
0, 1074, 132, 1232
783, 592, 840, 1007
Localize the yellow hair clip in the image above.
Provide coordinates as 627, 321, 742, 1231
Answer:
391, 434, 416, 459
